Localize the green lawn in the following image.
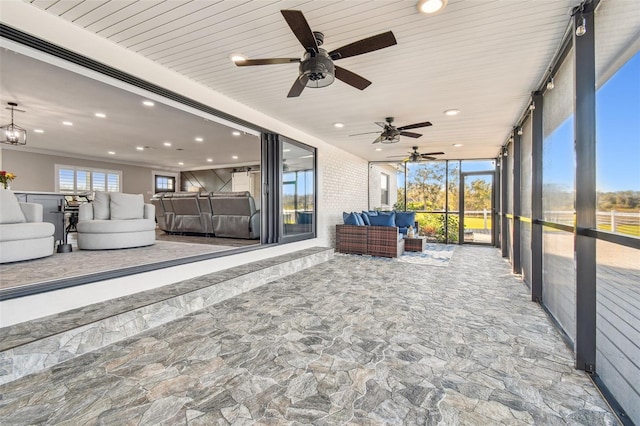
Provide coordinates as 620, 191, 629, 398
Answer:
464, 217, 492, 230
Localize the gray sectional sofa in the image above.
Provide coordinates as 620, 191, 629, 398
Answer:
151, 191, 260, 239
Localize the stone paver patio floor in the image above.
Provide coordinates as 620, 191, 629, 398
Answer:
0, 246, 616, 425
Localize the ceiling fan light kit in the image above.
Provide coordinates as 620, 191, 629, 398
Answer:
1, 102, 27, 146
234, 10, 396, 97
388, 146, 445, 162
351, 117, 433, 144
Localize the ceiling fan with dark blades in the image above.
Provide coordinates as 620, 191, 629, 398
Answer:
388, 146, 445, 162
234, 10, 397, 97
350, 117, 433, 144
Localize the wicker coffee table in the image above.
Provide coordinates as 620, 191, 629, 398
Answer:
404, 236, 426, 252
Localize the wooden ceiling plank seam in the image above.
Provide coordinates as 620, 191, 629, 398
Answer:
126, 0, 245, 51
108, 1, 213, 43
43, 0, 84, 16
84, 2, 157, 32
30, 0, 61, 10
113, 1, 226, 46
137, 0, 315, 58
63, 0, 111, 23
145, 0, 316, 62
97, 2, 194, 39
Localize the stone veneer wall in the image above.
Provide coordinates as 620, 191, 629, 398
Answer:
318, 144, 369, 248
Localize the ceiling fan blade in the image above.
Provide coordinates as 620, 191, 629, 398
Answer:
235, 58, 300, 66
420, 152, 445, 156
399, 131, 422, 138
281, 10, 318, 52
349, 131, 382, 136
329, 31, 397, 60
387, 155, 409, 158
374, 122, 387, 128
397, 121, 433, 131
287, 75, 307, 98
372, 135, 384, 144
334, 66, 371, 90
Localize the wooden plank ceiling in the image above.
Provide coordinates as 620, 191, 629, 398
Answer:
24, 0, 579, 161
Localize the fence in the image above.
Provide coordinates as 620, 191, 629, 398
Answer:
464, 210, 639, 236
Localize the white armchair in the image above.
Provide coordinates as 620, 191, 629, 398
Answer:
0, 189, 55, 263
77, 192, 156, 250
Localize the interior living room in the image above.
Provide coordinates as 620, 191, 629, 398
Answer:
0, 0, 638, 424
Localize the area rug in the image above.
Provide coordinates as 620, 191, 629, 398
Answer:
396, 243, 456, 267
336, 243, 456, 267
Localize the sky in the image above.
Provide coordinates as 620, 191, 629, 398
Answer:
595, 51, 640, 192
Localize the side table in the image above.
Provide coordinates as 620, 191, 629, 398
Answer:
404, 236, 426, 252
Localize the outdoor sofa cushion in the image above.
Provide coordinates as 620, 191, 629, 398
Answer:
343, 212, 362, 226
369, 212, 395, 227
395, 211, 416, 234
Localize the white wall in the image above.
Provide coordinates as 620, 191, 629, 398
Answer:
1, 148, 173, 201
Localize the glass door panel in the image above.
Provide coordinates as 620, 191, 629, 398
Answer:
461, 173, 493, 244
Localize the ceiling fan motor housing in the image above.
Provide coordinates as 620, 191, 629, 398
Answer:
300, 49, 335, 88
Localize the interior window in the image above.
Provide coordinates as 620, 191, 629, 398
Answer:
56, 165, 122, 193
155, 175, 175, 193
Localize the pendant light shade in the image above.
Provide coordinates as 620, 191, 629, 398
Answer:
1, 102, 27, 146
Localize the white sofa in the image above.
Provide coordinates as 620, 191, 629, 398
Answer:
77, 192, 156, 250
0, 189, 55, 263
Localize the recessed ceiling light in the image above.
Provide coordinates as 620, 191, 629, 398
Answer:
333, 122, 344, 128
94, 112, 106, 118
178, 162, 184, 166
62, 121, 73, 126
232, 131, 241, 136
230, 53, 247, 63
453, 143, 463, 147
283, 149, 291, 152
444, 109, 460, 116
136, 146, 144, 151
417, 0, 448, 14
207, 158, 213, 162
142, 100, 154, 107
375, 148, 382, 151
163, 142, 172, 147
195, 137, 203, 142
108, 151, 115, 155
232, 155, 238, 160
34, 129, 44, 133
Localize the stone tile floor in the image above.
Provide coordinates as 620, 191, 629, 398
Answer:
0, 246, 617, 425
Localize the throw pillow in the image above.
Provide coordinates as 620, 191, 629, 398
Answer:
0, 189, 26, 224
360, 211, 371, 225
395, 211, 416, 228
368, 212, 395, 227
343, 212, 361, 226
93, 192, 111, 220
354, 212, 365, 226
110, 193, 144, 220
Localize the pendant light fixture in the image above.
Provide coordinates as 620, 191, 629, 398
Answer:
1, 102, 27, 146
